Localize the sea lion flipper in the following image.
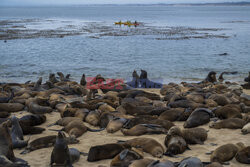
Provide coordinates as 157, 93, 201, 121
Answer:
119, 149, 129, 160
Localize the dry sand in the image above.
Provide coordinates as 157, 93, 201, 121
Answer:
12, 89, 250, 167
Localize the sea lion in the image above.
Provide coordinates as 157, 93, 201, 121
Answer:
99, 112, 115, 128
74, 108, 89, 120
0, 90, 14, 103
184, 108, 213, 128
21, 125, 45, 135
244, 72, 250, 82
164, 134, 188, 156
235, 146, 250, 164
168, 100, 204, 109
85, 110, 102, 126
26, 98, 53, 114
213, 105, 242, 119
19, 114, 46, 127
57, 72, 69, 82
49, 73, 59, 84
208, 94, 230, 106
110, 149, 143, 167
209, 118, 246, 129
21, 135, 79, 154
123, 116, 174, 130
48, 117, 82, 127
242, 122, 250, 134
147, 160, 175, 167
210, 142, 245, 164
0, 155, 29, 167
107, 117, 128, 133
98, 103, 115, 112
0, 103, 24, 112
10, 116, 28, 149
124, 138, 164, 158
80, 74, 86, 86
204, 71, 217, 83
129, 158, 155, 167
139, 70, 162, 88
121, 124, 167, 136
0, 112, 10, 118
126, 70, 140, 88
50, 131, 72, 167
168, 126, 207, 144
122, 102, 155, 115
158, 108, 185, 121
87, 143, 130, 162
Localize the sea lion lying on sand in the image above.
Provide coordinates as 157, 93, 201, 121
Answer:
210, 142, 245, 164
87, 143, 130, 162
164, 133, 189, 156
168, 126, 207, 144
209, 118, 246, 129
123, 138, 164, 158
121, 124, 167, 136
235, 146, 250, 164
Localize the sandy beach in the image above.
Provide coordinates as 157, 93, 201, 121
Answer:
9, 88, 249, 167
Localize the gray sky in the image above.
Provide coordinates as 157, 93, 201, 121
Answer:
1, 0, 250, 6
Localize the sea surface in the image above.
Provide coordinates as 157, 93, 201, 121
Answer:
0, 5, 250, 83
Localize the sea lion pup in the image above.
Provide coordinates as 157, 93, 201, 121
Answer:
126, 70, 140, 88
0, 103, 24, 112
0, 112, 10, 118
184, 108, 213, 128
168, 126, 207, 144
123, 138, 164, 158
213, 105, 242, 119
204, 71, 217, 83
235, 146, 250, 164
21, 134, 79, 154
50, 120, 104, 138
10, 116, 28, 149
242, 122, 250, 135
210, 142, 245, 164
85, 109, 102, 126
87, 143, 130, 162
49, 73, 59, 84
107, 117, 128, 133
110, 148, 143, 167
209, 118, 246, 129
121, 124, 167, 136
50, 131, 72, 167
164, 133, 188, 156
158, 108, 185, 121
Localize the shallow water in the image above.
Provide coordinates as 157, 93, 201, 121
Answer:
0, 5, 250, 83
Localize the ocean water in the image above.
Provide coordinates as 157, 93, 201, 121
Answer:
0, 5, 250, 83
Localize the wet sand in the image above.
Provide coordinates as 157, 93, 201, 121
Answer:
12, 88, 250, 167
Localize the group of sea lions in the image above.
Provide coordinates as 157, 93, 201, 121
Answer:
0, 71, 250, 166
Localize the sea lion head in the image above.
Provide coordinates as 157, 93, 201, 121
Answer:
151, 147, 164, 158
168, 126, 182, 136
140, 70, 148, 79
167, 144, 181, 155
207, 71, 217, 83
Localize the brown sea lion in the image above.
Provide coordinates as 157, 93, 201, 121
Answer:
10, 116, 28, 149
98, 103, 115, 112
87, 143, 130, 162
124, 138, 164, 158
205, 99, 218, 108
168, 100, 204, 109
242, 122, 250, 134
0, 103, 24, 112
184, 108, 213, 128
164, 134, 188, 156
26, 98, 53, 114
122, 102, 155, 115
210, 142, 245, 164
85, 110, 102, 126
168, 126, 207, 144
49, 73, 59, 84
158, 108, 185, 121
121, 124, 167, 136
21, 135, 79, 154
107, 118, 128, 133
50, 131, 72, 167
99, 112, 115, 128
213, 105, 242, 119
235, 146, 250, 164
110, 149, 143, 167
209, 118, 246, 129
74, 108, 89, 120
80, 74, 86, 86
204, 71, 217, 83
208, 94, 230, 106
19, 114, 46, 126
129, 158, 155, 167
48, 117, 82, 127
